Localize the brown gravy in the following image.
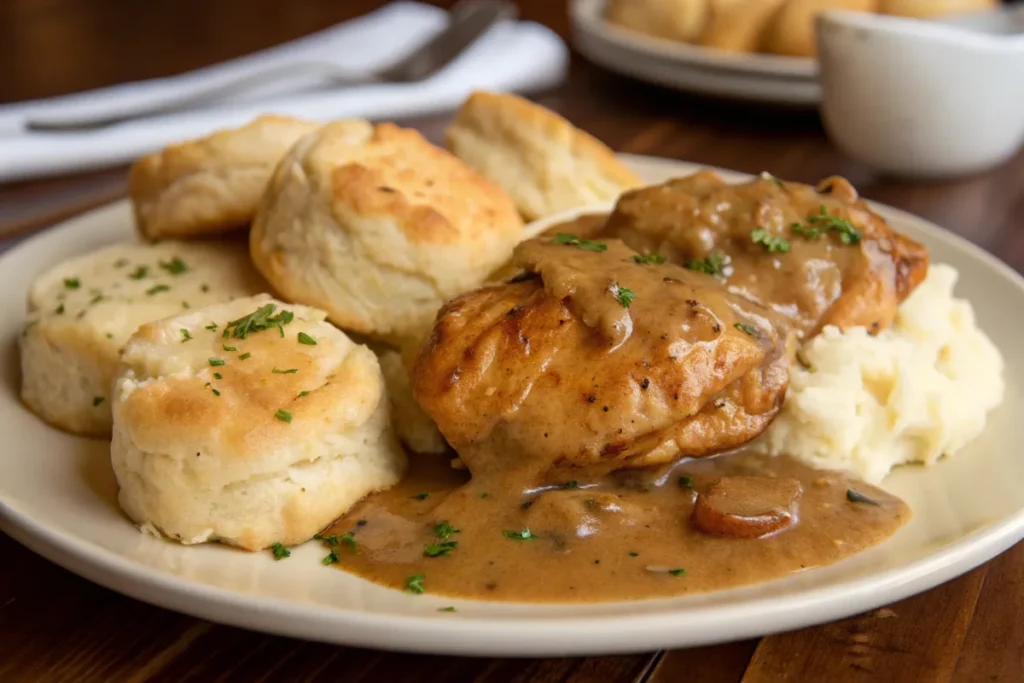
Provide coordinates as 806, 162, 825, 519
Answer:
322, 449, 909, 602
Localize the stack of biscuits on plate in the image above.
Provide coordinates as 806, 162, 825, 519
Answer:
19, 92, 644, 552
605, 0, 996, 57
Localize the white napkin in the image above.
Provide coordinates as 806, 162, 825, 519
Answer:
0, 2, 568, 182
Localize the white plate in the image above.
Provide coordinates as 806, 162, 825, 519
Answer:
1, 155, 1022, 657
571, 0, 820, 105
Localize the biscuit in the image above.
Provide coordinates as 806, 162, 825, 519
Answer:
129, 115, 320, 240
111, 295, 406, 551
379, 348, 447, 454
879, 0, 995, 18
445, 92, 645, 222
699, 0, 788, 53
762, 0, 879, 57
250, 120, 524, 345
605, 0, 711, 43
20, 240, 265, 436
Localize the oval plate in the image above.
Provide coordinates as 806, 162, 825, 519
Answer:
1, 155, 1022, 657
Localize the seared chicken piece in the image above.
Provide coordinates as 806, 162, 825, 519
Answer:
605, 171, 929, 336
413, 236, 791, 480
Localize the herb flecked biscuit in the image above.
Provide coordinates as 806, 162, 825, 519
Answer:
129, 115, 321, 241
111, 295, 406, 551
250, 120, 524, 345
20, 241, 266, 436
444, 91, 645, 221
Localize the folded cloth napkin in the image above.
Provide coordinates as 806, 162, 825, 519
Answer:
0, 2, 568, 182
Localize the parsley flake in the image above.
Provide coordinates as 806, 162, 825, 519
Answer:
669, 568, 687, 576
222, 344, 236, 351
340, 532, 357, 552
438, 606, 456, 612
685, 251, 727, 276
424, 540, 459, 557
847, 489, 880, 506
297, 332, 317, 346
271, 543, 290, 560
205, 322, 218, 331
63, 278, 80, 289
678, 475, 694, 489
552, 232, 607, 252
180, 328, 192, 342
272, 368, 298, 374
146, 284, 170, 296
733, 322, 760, 337
633, 253, 667, 265
612, 284, 636, 308
208, 358, 225, 366
322, 550, 340, 565
128, 266, 148, 280
274, 409, 292, 423
412, 493, 429, 501
298, 390, 311, 397
314, 533, 338, 545
55, 303, 65, 315
239, 352, 251, 360
405, 573, 426, 594
213, 372, 222, 379
793, 205, 862, 245
223, 304, 294, 340
158, 257, 188, 275
750, 228, 791, 253
503, 528, 536, 541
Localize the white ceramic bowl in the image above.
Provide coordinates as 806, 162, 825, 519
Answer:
817, 8, 1024, 178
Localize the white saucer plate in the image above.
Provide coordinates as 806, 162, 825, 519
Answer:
1, 155, 1021, 656
571, 0, 820, 105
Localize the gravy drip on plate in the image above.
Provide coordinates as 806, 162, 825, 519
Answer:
323, 449, 909, 602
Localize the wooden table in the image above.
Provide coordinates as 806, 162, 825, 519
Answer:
1, 2, 1022, 681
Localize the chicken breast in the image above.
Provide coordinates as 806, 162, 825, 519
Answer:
604, 171, 929, 337
412, 236, 791, 481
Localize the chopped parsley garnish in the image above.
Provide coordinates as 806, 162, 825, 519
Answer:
633, 253, 666, 265
412, 493, 429, 501
405, 574, 426, 594
433, 521, 461, 540
208, 358, 225, 367
847, 489, 880, 506
647, 566, 687, 576
669, 568, 687, 576
734, 322, 760, 337
298, 390, 310, 397
206, 323, 218, 331
761, 171, 785, 189
629, 552, 639, 557
340, 532, 357, 551
297, 332, 317, 346
314, 533, 338, 545
213, 372, 222, 379
438, 606, 456, 612
272, 368, 298, 374
63, 278, 80, 289
180, 328, 192, 342
793, 205, 862, 245
158, 257, 188, 275
750, 228, 791, 253
678, 475, 694, 489
271, 542, 290, 560
552, 232, 607, 252
685, 251, 726, 277
322, 550, 340, 565
55, 303, 65, 315
222, 344, 236, 351
424, 540, 459, 557
239, 352, 251, 360
502, 528, 536, 541
128, 266, 148, 280
89, 294, 104, 305
92, 396, 105, 407
612, 284, 636, 308
479, 492, 489, 499
274, 409, 292, 423
223, 304, 294, 340
146, 284, 170, 296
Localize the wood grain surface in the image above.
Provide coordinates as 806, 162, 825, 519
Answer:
1, 2, 1022, 681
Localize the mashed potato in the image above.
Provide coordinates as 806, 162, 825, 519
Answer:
757, 264, 1004, 484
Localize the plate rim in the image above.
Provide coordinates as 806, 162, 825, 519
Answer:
2, 155, 1023, 656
